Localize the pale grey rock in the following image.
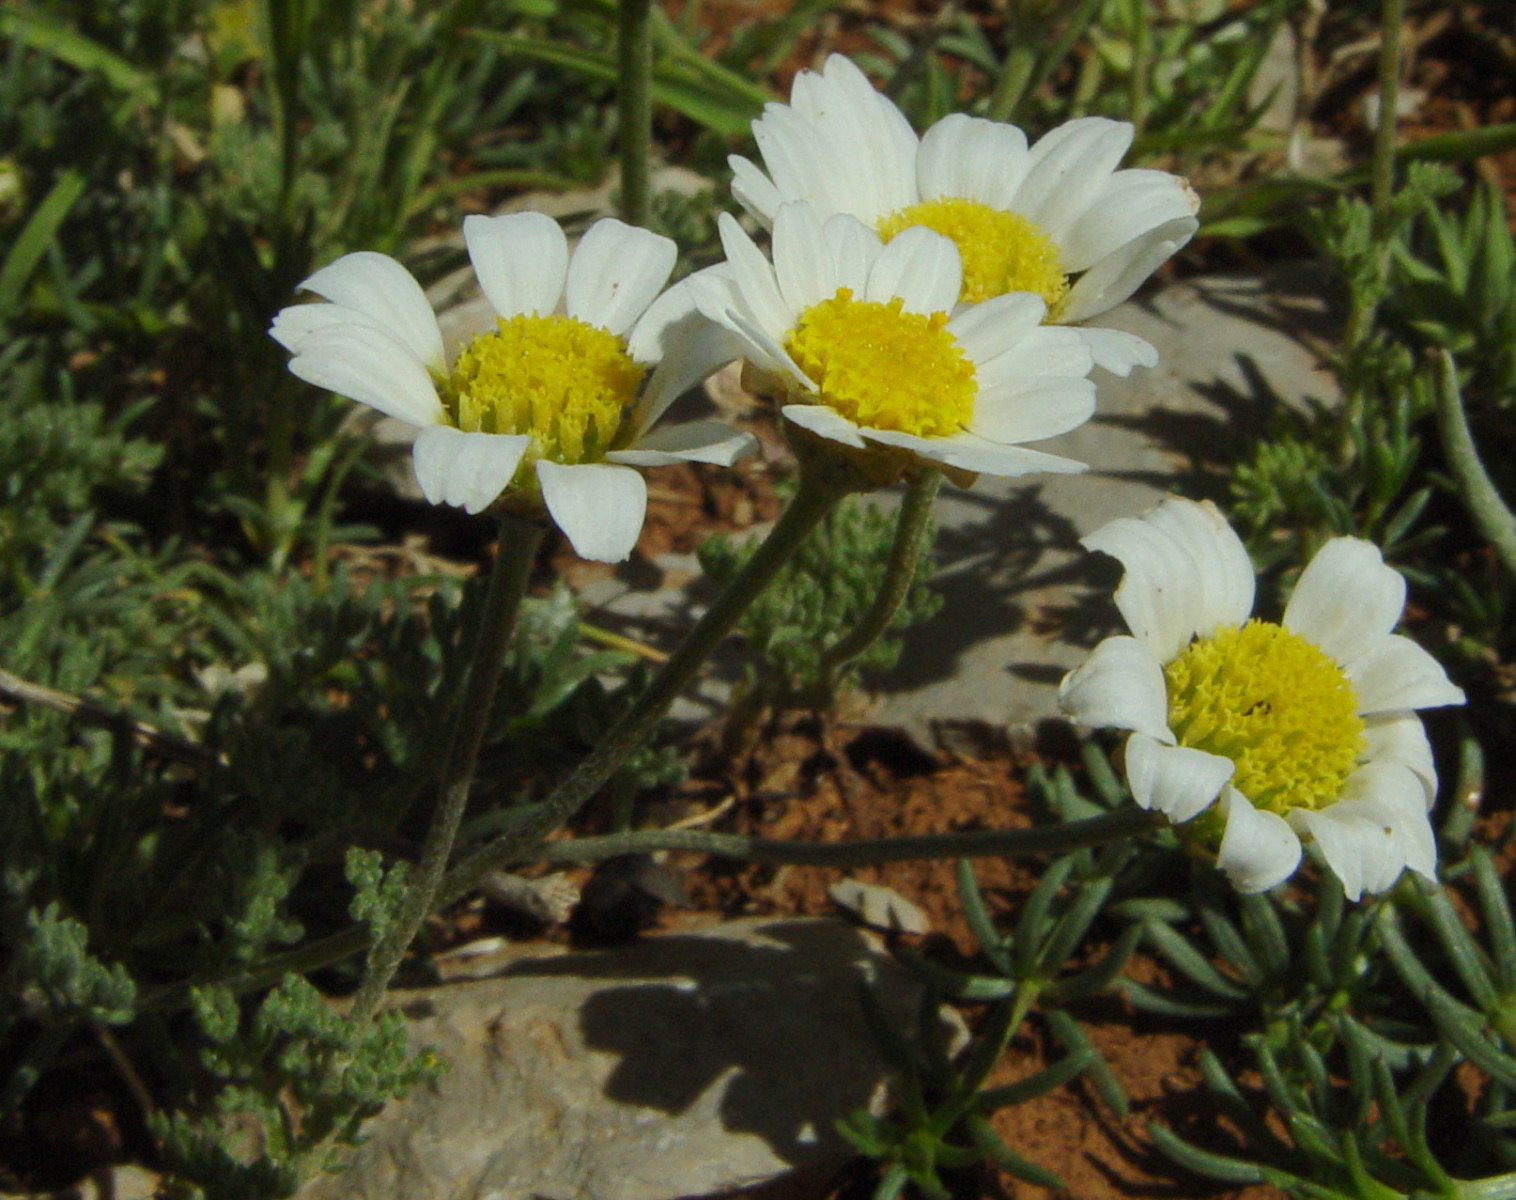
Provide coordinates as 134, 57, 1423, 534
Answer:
828, 879, 931, 935
297, 918, 921, 1200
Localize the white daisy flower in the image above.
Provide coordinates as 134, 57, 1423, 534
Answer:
687, 201, 1098, 482
729, 54, 1200, 376
270, 213, 754, 563
1059, 497, 1465, 900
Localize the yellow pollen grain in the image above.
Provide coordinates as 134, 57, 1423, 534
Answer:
1164, 619, 1365, 816
782, 287, 976, 439
876, 197, 1070, 313
445, 313, 642, 468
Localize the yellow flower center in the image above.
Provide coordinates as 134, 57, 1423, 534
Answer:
876, 198, 1069, 313
444, 313, 642, 467
782, 287, 975, 438
1165, 620, 1365, 816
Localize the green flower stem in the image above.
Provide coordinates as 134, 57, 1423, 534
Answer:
1460, 1173, 1516, 1200
817, 467, 940, 693
1369, 0, 1406, 241
505, 806, 1160, 870
440, 457, 859, 904
1346, 0, 1405, 353
1434, 351, 1516, 580
137, 810, 1159, 1014
617, 0, 654, 228
348, 514, 543, 1026
986, 43, 1036, 124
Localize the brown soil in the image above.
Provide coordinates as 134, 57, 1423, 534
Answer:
653, 718, 1285, 1200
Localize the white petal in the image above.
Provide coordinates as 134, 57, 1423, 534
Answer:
781, 403, 867, 449
463, 212, 568, 320
946, 292, 1046, 364
536, 461, 647, 563
868, 428, 1086, 477
1077, 327, 1159, 376
270, 302, 363, 352
1012, 118, 1135, 238
1125, 732, 1232, 823
916, 114, 1030, 210
1283, 537, 1405, 670
726, 305, 813, 390
863, 225, 961, 314
969, 377, 1096, 444
1361, 711, 1437, 802
973, 326, 1093, 393
608, 421, 757, 466
1216, 788, 1301, 893
717, 211, 794, 339
565, 218, 678, 336
1059, 169, 1199, 274
752, 104, 840, 219
1059, 216, 1198, 322
287, 323, 444, 426
729, 153, 783, 227
1289, 804, 1393, 902
411, 426, 528, 514
299, 251, 445, 372
628, 273, 746, 434
773, 202, 838, 314
824, 213, 884, 288
1340, 760, 1438, 880
802, 55, 919, 222
1346, 635, 1465, 715
1290, 767, 1432, 901
1081, 497, 1255, 663
1058, 635, 1174, 744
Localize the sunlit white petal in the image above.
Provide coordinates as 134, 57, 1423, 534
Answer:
1216, 788, 1301, 894
862, 225, 960, 314
780, 403, 867, 449
464, 212, 568, 321
1081, 498, 1254, 663
1284, 537, 1405, 670
1125, 733, 1233, 823
536, 461, 647, 563
607, 422, 757, 467
412, 426, 529, 515
1058, 635, 1173, 744
287, 323, 444, 427
299, 251, 445, 372
1347, 635, 1466, 715
565, 219, 677, 336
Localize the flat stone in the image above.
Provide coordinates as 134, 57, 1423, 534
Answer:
297, 918, 922, 1200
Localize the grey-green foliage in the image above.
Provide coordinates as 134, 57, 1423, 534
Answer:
1229, 167, 1461, 568
1388, 181, 1516, 409
4, 901, 135, 1026
697, 492, 941, 716
152, 977, 443, 1199
841, 835, 1139, 1198
1021, 740, 1516, 1199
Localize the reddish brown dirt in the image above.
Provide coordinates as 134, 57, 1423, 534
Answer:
659, 719, 1286, 1200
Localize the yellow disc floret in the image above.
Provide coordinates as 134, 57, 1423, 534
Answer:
445, 313, 642, 467
876, 198, 1069, 313
783, 288, 975, 438
1164, 620, 1365, 816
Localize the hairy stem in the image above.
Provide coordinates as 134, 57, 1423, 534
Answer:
817, 467, 940, 694
508, 806, 1160, 870
441, 458, 860, 903
1434, 351, 1516, 580
617, 0, 654, 228
348, 515, 542, 1024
